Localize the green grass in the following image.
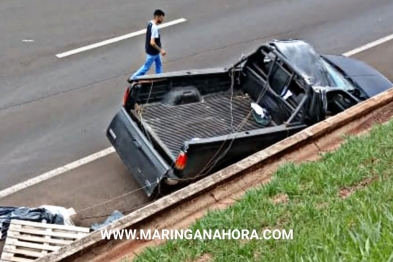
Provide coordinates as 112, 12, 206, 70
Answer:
131, 120, 393, 262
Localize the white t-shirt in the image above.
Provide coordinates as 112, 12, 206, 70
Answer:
150, 20, 160, 39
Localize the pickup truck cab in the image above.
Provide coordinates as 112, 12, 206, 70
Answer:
106, 40, 392, 198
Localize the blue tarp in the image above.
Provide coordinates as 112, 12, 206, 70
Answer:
0, 206, 64, 240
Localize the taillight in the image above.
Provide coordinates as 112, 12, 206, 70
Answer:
174, 151, 187, 170
123, 87, 130, 106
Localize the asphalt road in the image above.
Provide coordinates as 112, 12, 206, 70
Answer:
1, 0, 393, 226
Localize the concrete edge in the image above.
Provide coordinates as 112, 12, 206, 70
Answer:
36, 87, 393, 262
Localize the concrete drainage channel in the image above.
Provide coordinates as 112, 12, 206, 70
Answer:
36, 88, 393, 262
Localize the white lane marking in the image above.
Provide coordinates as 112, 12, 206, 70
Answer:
1, 33, 393, 199
0, 147, 115, 198
56, 18, 187, 58
342, 33, 393, 57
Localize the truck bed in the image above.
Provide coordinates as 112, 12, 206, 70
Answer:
131, 91, 275, 157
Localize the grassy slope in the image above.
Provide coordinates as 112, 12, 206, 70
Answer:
130, 120, 393, 262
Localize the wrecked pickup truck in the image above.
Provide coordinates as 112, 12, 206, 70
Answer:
106, 39, 392, 198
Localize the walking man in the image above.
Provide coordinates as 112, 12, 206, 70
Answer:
130, 9, 166, 81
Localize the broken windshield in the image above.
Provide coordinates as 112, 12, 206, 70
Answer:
321, 59, 355, 91
271, 40, 356, 91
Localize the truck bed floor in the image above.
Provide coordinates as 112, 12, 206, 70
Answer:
132, 91, 272, 157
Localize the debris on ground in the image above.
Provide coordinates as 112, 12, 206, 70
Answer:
90, 210, 124, 231
1, 219, 90, 262
0, 205, 77, 241
39, 205, 77, 226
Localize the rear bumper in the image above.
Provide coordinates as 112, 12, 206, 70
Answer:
106, 107, 171, 197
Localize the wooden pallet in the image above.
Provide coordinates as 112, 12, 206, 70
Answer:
1, 219, 90, 262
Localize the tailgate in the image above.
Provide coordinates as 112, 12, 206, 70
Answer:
106, 107, 170, 197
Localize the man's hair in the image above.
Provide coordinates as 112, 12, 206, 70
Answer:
154, 9, 165, 17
